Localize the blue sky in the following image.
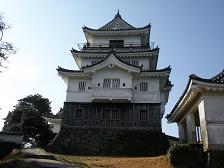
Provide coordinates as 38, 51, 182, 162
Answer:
0, 0, 224, 136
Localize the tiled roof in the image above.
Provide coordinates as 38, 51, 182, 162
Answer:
71, 47, 159, 54
57, 66, 82, 73
166, 69, 224, 120
81, 50, 142, 70
142, 65, 171, 73
83, 11, 151, 31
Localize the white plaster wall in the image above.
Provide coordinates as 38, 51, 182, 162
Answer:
92, 66, 132, 88
65, 68, 164, 104
66, 78, 92, 102
202, 95, 224, 121
201, 95, 224, 150
89, 35, 142, 46
132, 77, 161, 103
198, 100, 209, 151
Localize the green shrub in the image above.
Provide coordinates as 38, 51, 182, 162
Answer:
167, 143, 204, 167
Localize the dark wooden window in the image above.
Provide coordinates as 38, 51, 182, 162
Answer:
112, 78, 120, 88
103, 78, 120, 88
75, 108, 83, 119
140, 109, 147, 121
79, 81, 86, 91
102, 109, 110, 119
131, 60, 139, 66
140, 82, 148, 91
109, 40, 124, 48
112, 109, 120, 120
103, 78, 111, 88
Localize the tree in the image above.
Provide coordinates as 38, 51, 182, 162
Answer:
0, 13, 16, 71
3, 94, 54, 147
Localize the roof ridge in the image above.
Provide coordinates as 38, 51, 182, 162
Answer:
98, 11, 135, 30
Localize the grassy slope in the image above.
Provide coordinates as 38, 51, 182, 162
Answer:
54, 154, 174, 168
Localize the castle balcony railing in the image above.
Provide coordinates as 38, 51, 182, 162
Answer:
77, 42, 155, 50
91, 87, 132, 102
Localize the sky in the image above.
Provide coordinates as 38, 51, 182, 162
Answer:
0, 0, 224, 137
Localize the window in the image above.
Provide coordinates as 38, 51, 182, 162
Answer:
103, 78, 120, 88
140, 110, 147, 121
75, 109, 83, 119
131, 60, 139, 66
103, 78, 111, 88
140, 82, 148, 91
102, 109, 120, 120
109, 40, 124, 48
112, 78, 120, 88
102, 109, 110, 119
112, 109, 120, 120
79, 81, 86, 91
91, 60, 98, 65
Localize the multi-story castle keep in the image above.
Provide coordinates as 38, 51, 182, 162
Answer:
49, 12, 173, 155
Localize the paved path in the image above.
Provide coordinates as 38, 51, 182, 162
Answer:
2, 148, 82, 168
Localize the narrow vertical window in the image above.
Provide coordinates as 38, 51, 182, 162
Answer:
132, 60, 139, 66
102, 109, 110, 119
103, 78, 111, 88
140, 110, 147, 121
112, 78, 120, 88
91, 60, 98, 65
74, 108, 83, 119
79, 81, 86, 91
112, 109, 120, 120
140, 82, 148, 91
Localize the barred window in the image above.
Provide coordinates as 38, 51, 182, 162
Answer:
132, 60, 139, 66
102, 109, 110, 119
103, 78, 111, 88
91, 60, 98, 65
75, 109, 83, 119
79, 81, 86, 91
140, 82, 148, 91
140, 110, 147, 121
103, 78, 120, 88
112, 109, 120, 120
112, 78, 120, 88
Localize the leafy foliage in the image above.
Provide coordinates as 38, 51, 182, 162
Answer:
167, 143, 204, 167
0, 13, 16, 71
3, 94, 54, 147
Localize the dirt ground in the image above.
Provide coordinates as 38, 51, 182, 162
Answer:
54, 155, 173, 168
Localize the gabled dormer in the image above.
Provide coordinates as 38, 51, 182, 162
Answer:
82, 11, 151, 49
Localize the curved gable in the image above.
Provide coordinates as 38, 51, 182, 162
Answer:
83, 53, 141, 73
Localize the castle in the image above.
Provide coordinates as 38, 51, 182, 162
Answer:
49, 11, 172, 155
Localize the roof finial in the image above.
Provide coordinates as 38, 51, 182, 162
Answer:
115, 9, 121, 18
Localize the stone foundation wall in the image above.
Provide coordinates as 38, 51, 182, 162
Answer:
47, 128, 169, 156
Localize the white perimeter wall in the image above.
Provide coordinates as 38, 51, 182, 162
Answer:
199, 95, 224, 150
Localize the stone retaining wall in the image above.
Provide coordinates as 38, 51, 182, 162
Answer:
47, 128, 169, 156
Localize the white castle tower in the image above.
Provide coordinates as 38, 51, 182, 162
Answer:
50, 11, 173, 155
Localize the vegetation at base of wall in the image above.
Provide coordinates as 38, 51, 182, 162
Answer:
167, 143, 204, 168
